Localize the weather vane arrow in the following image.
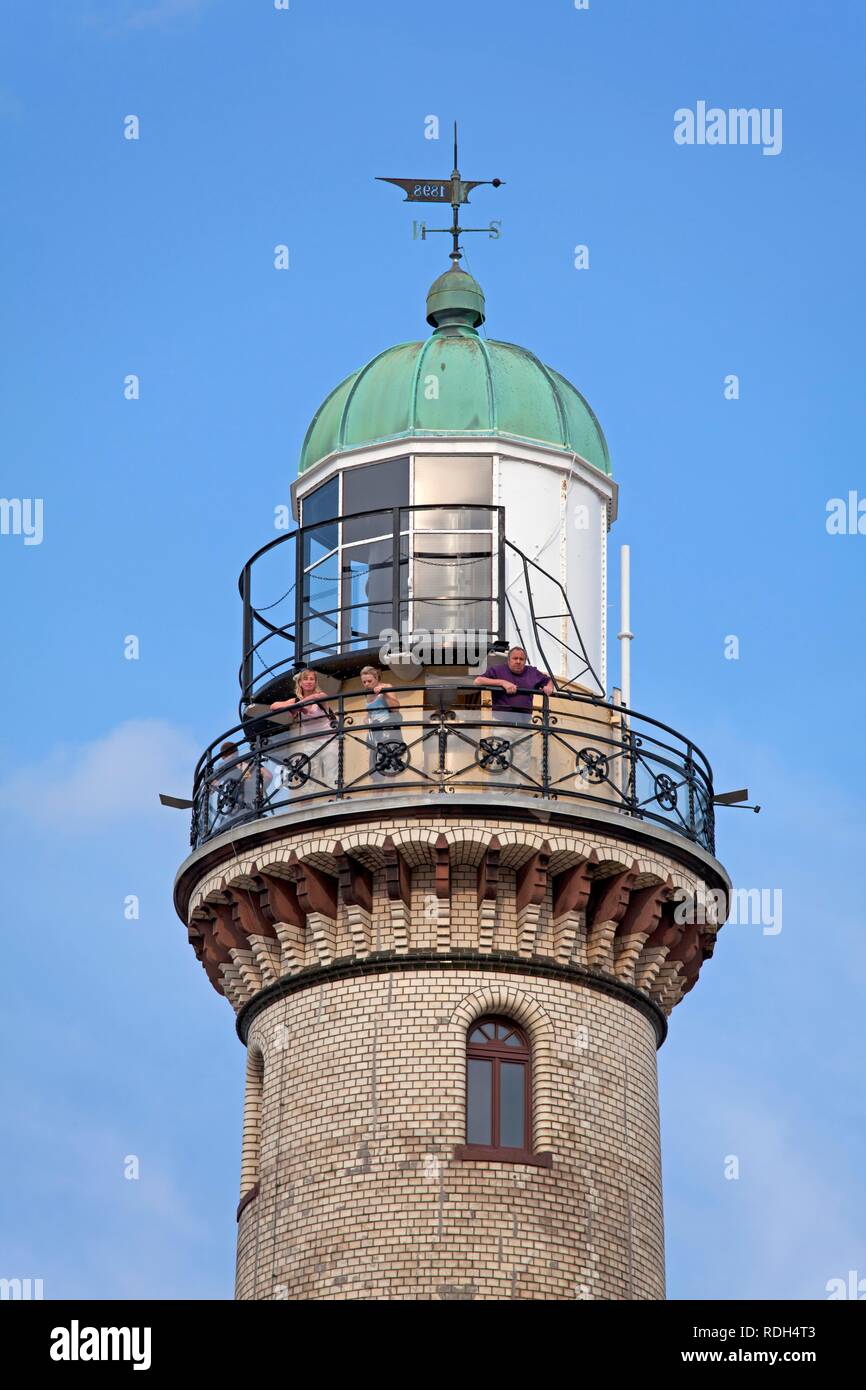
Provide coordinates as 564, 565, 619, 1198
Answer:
377, 123, 504, 264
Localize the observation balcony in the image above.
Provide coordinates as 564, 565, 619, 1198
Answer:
190, 685, 715, 855
185, 503, 717, 862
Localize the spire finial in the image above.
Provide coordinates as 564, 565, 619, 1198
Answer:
376, 125, 504, 267
425, 263, 486, 332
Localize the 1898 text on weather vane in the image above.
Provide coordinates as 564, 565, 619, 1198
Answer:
377, 123, 504, 265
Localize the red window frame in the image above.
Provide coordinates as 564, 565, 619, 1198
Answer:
455, 1015, 549, 1166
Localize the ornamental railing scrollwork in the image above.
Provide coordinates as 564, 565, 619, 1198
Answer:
189, 685, 716, 854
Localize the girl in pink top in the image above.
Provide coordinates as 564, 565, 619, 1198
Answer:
270, 669, 338, 793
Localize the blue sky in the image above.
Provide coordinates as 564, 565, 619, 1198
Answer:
1, 0, 864, 1300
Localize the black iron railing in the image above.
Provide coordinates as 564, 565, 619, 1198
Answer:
190, 685, 715, 854
237, 503, 604, 710
238, 504, 507, 704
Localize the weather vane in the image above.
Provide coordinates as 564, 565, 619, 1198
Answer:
377, 123, 504, 265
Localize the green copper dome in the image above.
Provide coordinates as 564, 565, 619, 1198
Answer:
299, 267, 611, 476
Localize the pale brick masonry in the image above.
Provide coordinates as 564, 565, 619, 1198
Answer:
175, 806, 729, 1300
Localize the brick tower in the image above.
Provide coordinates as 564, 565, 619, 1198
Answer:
173, 263, 730, 1301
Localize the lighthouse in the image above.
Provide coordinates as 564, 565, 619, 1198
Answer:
173, 189, 731, 1299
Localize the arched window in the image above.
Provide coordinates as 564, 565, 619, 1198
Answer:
464, 1016, 531, 1157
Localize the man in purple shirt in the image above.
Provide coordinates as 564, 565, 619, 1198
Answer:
473, 647, 554, 787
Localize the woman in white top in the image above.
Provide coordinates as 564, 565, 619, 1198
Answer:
270, 669, 338, 795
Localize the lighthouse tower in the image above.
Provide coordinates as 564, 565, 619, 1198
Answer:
174, 262, 730, 1302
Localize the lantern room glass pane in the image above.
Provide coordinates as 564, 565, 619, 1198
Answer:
414, 506, 493, 531
301, 477, 339, 570
301, 552, 340, 659
302, 523, 338, 577
414, 456, 492, 507
301, 476, 339, 527
467, 1059, 493, 1145
342, 512, 393, 547
341, 536, 407, 651
412, 531, 492, 637
413, 457, 493, 530
343, 459, 409, 542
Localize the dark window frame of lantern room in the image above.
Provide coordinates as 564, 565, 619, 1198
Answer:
454, 1016, 553, 1169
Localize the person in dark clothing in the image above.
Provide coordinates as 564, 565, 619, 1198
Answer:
208, 740, 271, 827
473, 648, 554, 786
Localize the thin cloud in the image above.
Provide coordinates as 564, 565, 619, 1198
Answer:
665, 1064, 866, 1299
0, 1089, 223, 1298
82, 0, 214, 36
0, 719, 197, 829
0, 88, 23, 120
125, 0, 213, 29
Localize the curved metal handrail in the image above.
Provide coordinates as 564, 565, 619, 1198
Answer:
235, 503, 611, 713
237, 503, 508, 708
190, 684, 715, 855
502, 537, 604, 696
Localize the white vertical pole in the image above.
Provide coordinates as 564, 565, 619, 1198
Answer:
618, 545, 633, 708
